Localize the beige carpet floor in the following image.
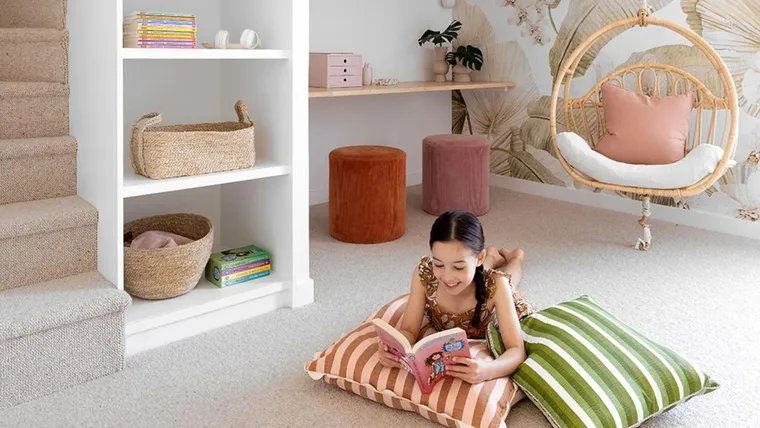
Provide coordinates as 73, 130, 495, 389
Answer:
0, 185, 757, 428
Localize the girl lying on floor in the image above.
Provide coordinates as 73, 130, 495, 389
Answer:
376, 209, 537, 384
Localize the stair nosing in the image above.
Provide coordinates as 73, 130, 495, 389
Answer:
0, 136, 77, 160
0, 81, 68, 98
0, 28, 68, 42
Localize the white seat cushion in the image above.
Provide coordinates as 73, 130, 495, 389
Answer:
556, 132, 734, 189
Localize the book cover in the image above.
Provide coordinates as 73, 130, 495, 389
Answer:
207, 245, 271, 270
371, 319, 470, 393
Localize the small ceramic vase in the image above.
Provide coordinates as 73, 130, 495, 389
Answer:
452, 59, 472, 82
433, 46, 449, 82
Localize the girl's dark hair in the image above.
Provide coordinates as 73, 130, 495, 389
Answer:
429, 210, 487, 331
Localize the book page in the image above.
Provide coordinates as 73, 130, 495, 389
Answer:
371, 319, 412, 356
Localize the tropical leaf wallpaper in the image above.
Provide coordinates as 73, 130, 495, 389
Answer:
452, 0, 760, 223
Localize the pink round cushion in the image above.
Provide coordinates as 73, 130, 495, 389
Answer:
422, 134, 490, 216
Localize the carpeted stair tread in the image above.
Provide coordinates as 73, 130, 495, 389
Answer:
0, 271, 131, 341
0, 137, 77, 205
0, 136, 76, 159
0, 195, 96, 240
0, 0, 67, 29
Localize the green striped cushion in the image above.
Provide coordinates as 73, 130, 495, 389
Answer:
510, 295, 719, 428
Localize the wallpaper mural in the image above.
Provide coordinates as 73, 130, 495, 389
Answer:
451, 0, 760, 222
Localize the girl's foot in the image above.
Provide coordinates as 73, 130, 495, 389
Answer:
499, 248, 524, 264
484, 246, 507, 270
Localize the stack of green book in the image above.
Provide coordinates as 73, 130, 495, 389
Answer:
205, 245, 271, 288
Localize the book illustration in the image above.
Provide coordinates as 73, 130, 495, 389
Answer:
371, 319, 470, 393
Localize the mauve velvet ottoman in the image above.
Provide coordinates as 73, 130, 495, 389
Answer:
329, 145, 406, 243
422, 134, 490, 216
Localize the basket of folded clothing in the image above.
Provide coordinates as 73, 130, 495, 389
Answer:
123, 213, 214, 300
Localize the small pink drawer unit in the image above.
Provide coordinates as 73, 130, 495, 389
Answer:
309, 52, 363, 88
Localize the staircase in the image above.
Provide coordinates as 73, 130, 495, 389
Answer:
0, 0, 131, 409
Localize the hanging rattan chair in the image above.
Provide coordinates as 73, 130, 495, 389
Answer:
549, 0, 739, 251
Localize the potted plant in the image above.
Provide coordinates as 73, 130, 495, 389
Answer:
417, 20, 462, 82
446, 45, 483, 82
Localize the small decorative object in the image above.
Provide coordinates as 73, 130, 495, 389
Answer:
202, 29, 261, 49
309, 52, 363, 88
446, 45, 484, 83
123, 213, 214, 300
374, 78, 398, 86
130, 100, 255, 180
205, 244, 272, 288
362, 63, 373, 86
417, 20, 462, 82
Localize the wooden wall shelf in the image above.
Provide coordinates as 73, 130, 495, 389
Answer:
308, 80, 516, 98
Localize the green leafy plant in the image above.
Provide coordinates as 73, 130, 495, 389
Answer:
417, 20, 462, 46
445, 45, 484, 71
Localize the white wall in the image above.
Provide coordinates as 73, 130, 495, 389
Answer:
308, 0, 454, 205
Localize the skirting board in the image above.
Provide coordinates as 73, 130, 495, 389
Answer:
125, 289, 292, 356
310, 171, 422, 206
490, 174, 760, 241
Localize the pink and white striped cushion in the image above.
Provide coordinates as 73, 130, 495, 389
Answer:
304, 294, 524, 428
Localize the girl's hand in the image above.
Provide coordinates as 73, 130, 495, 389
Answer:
446, 357, 492, 384
377, 343, 402, 369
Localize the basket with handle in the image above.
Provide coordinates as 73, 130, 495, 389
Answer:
130, 100, 255, 180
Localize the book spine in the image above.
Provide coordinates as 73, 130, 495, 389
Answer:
126, 11, 197, 18
218, 269, 271, 288
222, 264, 270, 281
217, 255, 271, 270
127, 19, 197, 25
222, 259, 270, 276
124, 32, 197, 37
124, 25, 197, 32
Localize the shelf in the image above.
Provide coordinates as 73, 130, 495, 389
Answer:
122, 160, 291, 198
308, 80, 517, 98
121, 48, 290, 60
125, 272, 288, 336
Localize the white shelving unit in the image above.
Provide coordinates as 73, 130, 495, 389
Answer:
68, 0, 312, 356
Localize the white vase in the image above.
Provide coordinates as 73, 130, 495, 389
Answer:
452, 59, 471, 82
433, 46, 449, 82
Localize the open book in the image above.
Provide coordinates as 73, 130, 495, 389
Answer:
372, 318, 471, 393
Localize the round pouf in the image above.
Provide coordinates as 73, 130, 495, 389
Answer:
329, 145, 406, 243
422, 134, 490, 216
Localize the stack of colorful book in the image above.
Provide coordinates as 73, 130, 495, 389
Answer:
205, 245, 272, 288
123, 11, 197, 49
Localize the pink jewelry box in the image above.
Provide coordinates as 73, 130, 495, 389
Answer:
309, 52, 363, 88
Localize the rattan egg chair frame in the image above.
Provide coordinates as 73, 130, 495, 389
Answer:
549, 0, 739, 251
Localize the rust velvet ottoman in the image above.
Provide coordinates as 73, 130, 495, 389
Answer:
422, 134, 490, 216
329, 145, 406, 243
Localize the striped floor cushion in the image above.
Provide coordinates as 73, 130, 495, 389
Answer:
510, 295, 719, 428
304, 294, 524, 428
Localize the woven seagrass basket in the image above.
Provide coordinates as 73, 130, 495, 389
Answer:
130, 100, 255, 180
124, 213, 214, 300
